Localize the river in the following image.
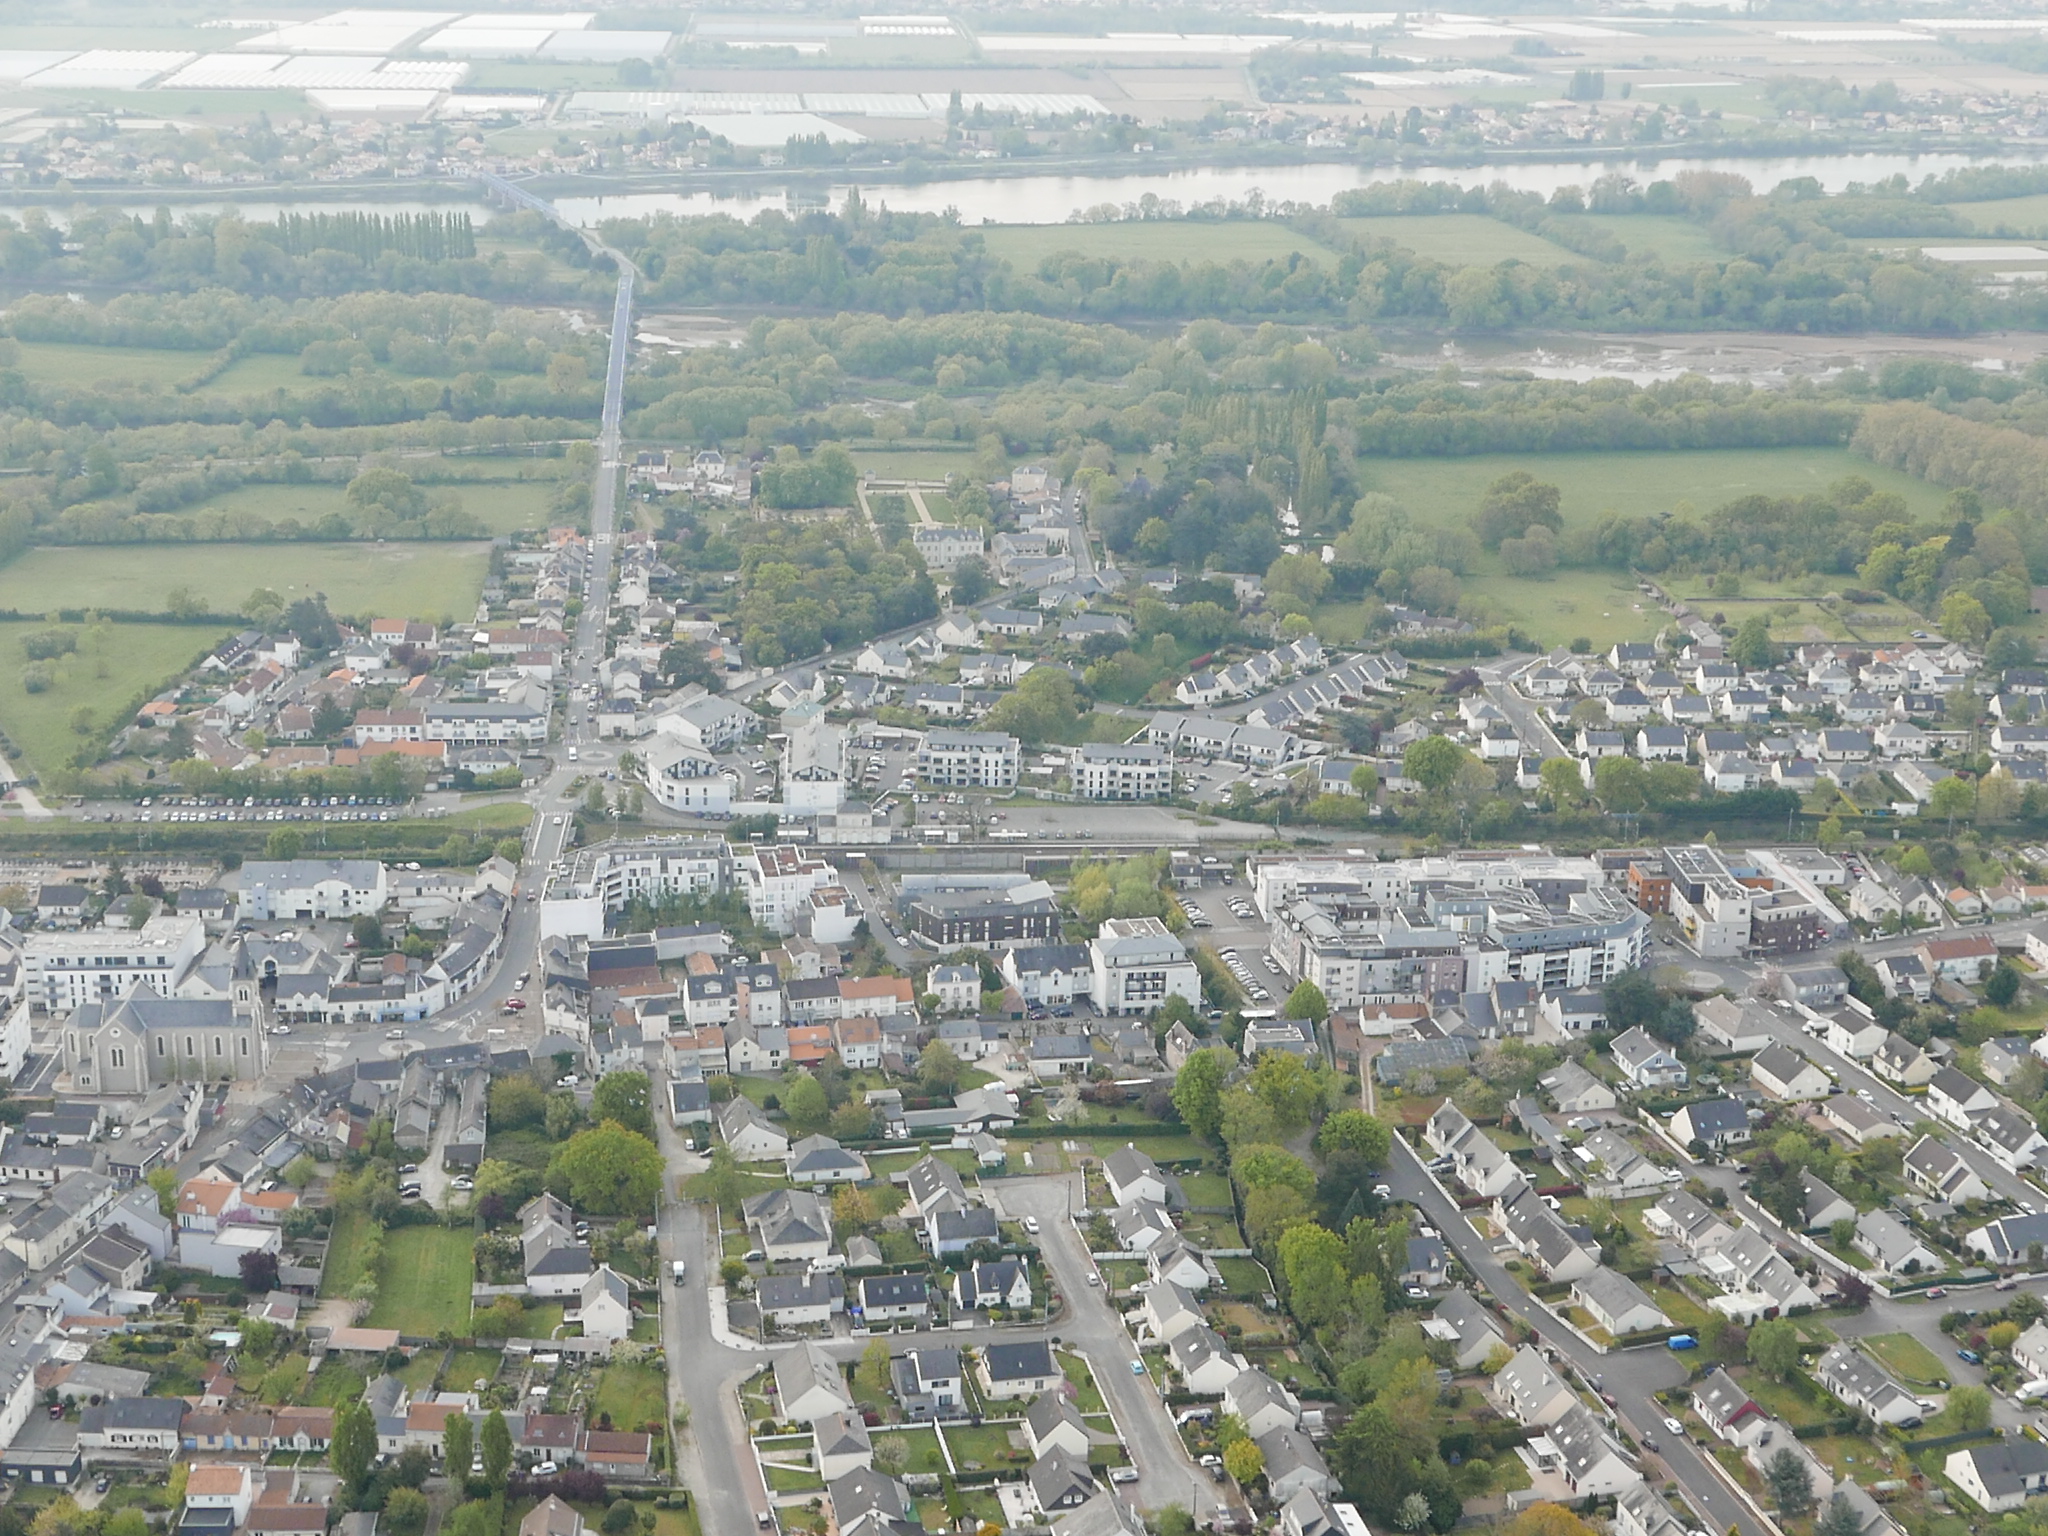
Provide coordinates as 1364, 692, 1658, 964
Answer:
548, 148, 2048, 225
5, 147, 2046, 230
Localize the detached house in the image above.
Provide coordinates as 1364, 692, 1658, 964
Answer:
1610, 1027, 1688, 1089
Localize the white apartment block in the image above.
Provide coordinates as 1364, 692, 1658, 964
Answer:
918, 731, 1020, 789
644, 747, 734, 815
26, 915, 207, 1015
1090, 917, 1202, 1016
1074, 742, 1173, 801
236, 859, 388, 921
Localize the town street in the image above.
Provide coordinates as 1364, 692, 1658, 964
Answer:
1386, 1137, 1768, 1536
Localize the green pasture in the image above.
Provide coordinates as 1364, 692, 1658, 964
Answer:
977, 221, 1343, 269
1560, 213, 1728, 265
13, 340, 207, 388
1337, 213, 1582, 266
1361, 447, 1950, 535
0, 621, 219, 782
1949, 194, 2048, 235
177, 479, 559, 537
0, 542, 492, 622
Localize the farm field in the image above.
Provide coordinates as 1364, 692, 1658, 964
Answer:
365, 1225, 477, 1337
12, 340, 207, 388
1561, 213, 1728, 265
1948, 193, 2048, 234
175, 479, 562, 537
976, 220, 1342, 268
0, 543, 492, 623
1361, 447, 1950, 536
1337, 213, 1582, 266
0, 620, 221, 783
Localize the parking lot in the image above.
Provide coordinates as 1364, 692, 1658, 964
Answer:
1177, 882, 1287, 1005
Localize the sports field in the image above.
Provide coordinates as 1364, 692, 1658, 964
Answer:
0, 621, 221, 782
978, 221, 1342, 268
0, 543, 492, 622
1359, 447, 1950, 535
365, 1225, 478, 1337
1338, 213, 1581, 265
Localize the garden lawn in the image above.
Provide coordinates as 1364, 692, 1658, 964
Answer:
1213, 1257, 1271, 1297
0, 621, 222, 784
1058, 1351, 1107, 1416
319, 1208, 376, 1298
941, 1420, 1026, 1472
1179, 1214, 1245, 1249
1086, 1134, 1207, 1163
591, 1361, 668, 1434
446, 1348, 504, 1392
395, 1351, 443, 1392
1179, 1171, 1234, 1210
1743, 1371, 1835, 1430
1645, 1282, 1714, 1334
872, 1427, 946, 1475
1859, 1332, 1950, 1388
365, 1225, 477, 1336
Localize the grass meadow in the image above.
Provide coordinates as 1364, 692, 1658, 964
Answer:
977, 221, 1343, 268
1359, 447, 1951, 533
173, 478, 561, 536
1948, 193, 2048, 235
1315, 446, 1953, 649
0, 543, 492, 622
1561, 213, 1729, 265
13, 341, 204, 388
1337, 213, 1581, 265
0, 620, 220, 782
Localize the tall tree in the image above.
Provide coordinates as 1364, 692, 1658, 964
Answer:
331, 1400, 375, 1493
442, 1411, 474, 1485
480, 1410, 512, 1491
546, 1122, 665, 1217
1173, 1048, 1231, 1141
1765, 1448, 1814, 1515
592, 1071, 652, 1135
